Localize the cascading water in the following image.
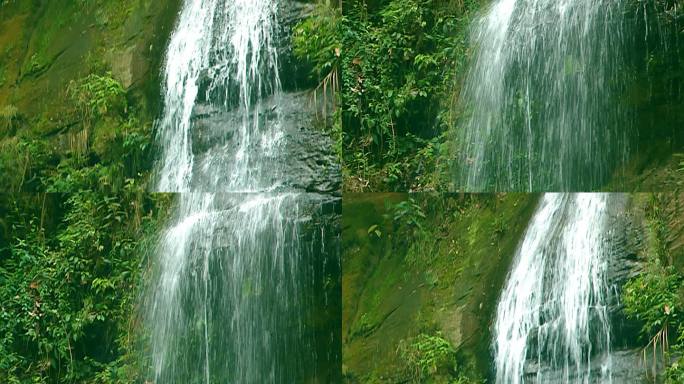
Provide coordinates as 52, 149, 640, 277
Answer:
493, 194, 629, 383
456, 0, 633, 191
147, 193, 338, 382
156, 0, 282, 191
146, 0, 340, 382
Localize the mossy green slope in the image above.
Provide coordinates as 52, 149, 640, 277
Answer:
342, 193, 539, 382
0, 0, 181, 192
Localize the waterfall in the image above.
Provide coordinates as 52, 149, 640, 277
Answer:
147, 193, 337, 382
146, 0, 339, 382
155, 0, 281, 192
493, 194, 623, 383
456, 0, 633, 191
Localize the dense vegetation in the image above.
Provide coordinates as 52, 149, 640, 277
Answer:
296, 0, 684, 192
0, 193, 172, 383
622, 194, 684, 383
294, 0, 483, 192
0, 3, 177, 382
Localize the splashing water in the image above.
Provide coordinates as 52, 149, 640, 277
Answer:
494, 194, 623, 383
147, 194, 336, 382
456, 0, 633, 191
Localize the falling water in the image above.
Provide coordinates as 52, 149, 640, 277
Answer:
147, 193, 338, 382
147, 0, 339, 382
156, 0, 282, 191
494, 194, 623, 383
456, 0, 634, 191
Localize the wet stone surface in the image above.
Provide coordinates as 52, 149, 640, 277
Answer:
189, 91, 340, 193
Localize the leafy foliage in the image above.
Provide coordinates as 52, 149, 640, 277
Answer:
69, 73, 127, 125
398, 332, 474, 383
292, 1, 343, 160
623, 265, 682, 339
385, 197, 427, 241
293, 1, 341, 84
0, 192, 171, 383
622, 195, 684, 383
339, 0, 481, 191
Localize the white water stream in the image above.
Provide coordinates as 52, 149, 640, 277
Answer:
457, 0, 632, 191
146, 0, 336, 382
494, 194, 621, 383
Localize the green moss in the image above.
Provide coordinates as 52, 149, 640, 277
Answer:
0, 0, 182, 193
343, 193, 539, 382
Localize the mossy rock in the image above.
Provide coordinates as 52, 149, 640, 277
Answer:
0, 0, 182, 192
343, 193, 539, 382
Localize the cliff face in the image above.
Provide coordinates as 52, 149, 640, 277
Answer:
0, 0, 181, 191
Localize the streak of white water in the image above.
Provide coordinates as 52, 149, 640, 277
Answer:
494, 194, 618, 383
457, 0, 633, 191
156, 0, 281, 192
149, 194, 322, 383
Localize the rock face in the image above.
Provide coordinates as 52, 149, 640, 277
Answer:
0, 1, 182, 127
342, 194, 683, 383
182, 0, 339, 194
189, 91, 340, 193
515, 195, 647, 383
0, 0, 183, 191
342, 194, 542, 382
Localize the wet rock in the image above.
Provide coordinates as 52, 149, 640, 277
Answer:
189, 91, 340, 193
521, 196, 649, 383
522, 349, 651, 383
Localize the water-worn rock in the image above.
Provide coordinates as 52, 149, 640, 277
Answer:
189, 91, 339, 193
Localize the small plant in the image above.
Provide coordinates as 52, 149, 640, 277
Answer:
675, 153, 684, 176
386, 197, 427, 239
69, 73, 127, 124
0, 104, 19, 135
398, 332, 457, 382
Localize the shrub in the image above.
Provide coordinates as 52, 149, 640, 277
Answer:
0, 192, 171, 383
0, 104, 19, 136
69, 73, 127, 125
398, 332, 458, 383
